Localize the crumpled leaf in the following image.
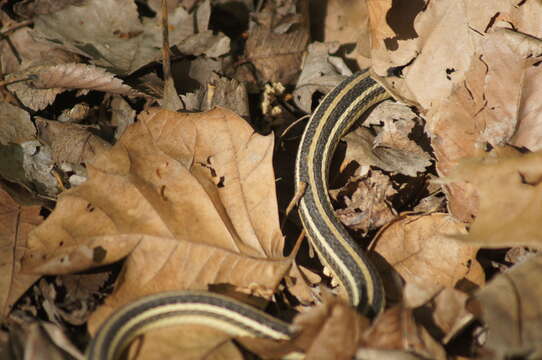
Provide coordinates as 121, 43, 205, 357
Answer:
445, 147, 542, 248
33, 0, 229, 75
21, 108, 290, 333
331, 170, 397, 234
469, 254, 542, 359
180, 73, 250, 118
0, 187, 42, 317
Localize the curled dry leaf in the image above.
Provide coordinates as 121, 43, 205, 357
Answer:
7, 63, 139, 111
469, 255, 542, 358
21, 108, 290, 333
374, 213, 484, 301
445, 147, 542, 248
0, 187, 42, 317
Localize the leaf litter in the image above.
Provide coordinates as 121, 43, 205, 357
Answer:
1, 0, 542, 359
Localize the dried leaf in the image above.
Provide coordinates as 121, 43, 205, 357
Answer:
425, 28, 541, 220
245, 0, 310, 84
293, 42, 351, 113
0, 20, 78, 75
361, 306, 446, 360
446, 147, 542, 248
125, 325, 243, 360
35, 118, 112, 165
21, 108, 289, 334
332, 170, 397, 234
0, 187, 42, 317
33, 0, 228, 75
469, 255, 542, 358
343, 101, 431, 177
0, 102, 35, 145
292, 292, 370, 360
7, 64, 139, 111
374, 214, 483, 293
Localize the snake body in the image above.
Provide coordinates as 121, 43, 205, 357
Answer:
86, 71, 389, 359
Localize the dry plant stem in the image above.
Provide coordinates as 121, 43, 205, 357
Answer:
282, 182, 307, 232
0, 20, 33, 36
0, 76, 33, 88
161, 0, 172, 82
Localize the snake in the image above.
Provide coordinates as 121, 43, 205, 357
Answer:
86, 70, 389, 359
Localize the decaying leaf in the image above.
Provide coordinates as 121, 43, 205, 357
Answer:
469, 255, 542, 359
245, 0, 310, 84
332, 170, 397, 234
426, 28, 542, 221
32, 0, 229, 75
35, 117, 112, 165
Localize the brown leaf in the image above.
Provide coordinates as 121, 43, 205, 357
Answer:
21, 108, 289, 332
445, 147, 542, 248
361, 305, 446, 360
343, 101, 432, 177
374, 214, 483, 299
426, 29, 541, 221
0, 102, 36, 145
11, 322, 84, 360
245, 0, 310, 84
291, 292, 370, 360
469, 254, 542, 358
7, 64, 139, 111
35, 117, 112, 165
125, 325, 243, 360
332, 170, 397, 234
293, 42, 351, 113
431, 288, 473, 344
0, 187, 42, 317
32, 0, 229, 75
0, 20, 79, 75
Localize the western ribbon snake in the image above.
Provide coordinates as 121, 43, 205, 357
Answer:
86, 70, 389, 359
